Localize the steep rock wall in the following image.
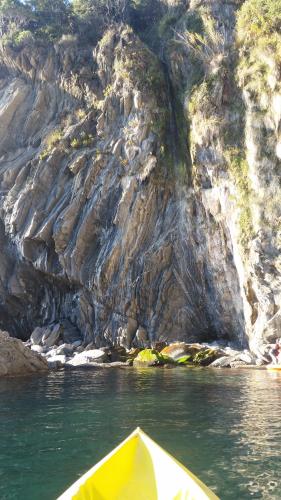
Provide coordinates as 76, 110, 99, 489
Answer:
168, 0, 281, 353
0, 1, 280, 353
0, 28, 214, 345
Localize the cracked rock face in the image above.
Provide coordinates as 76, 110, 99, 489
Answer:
0, 6, 280, 353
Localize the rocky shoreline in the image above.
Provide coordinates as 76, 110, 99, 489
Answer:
28, 323, 274, 370
0, 323, 278, 376
26, 324, 257, 370
1, 322, 276, 377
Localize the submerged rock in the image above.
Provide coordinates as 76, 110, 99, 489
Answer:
0, 331, 48, 376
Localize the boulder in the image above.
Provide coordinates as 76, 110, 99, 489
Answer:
0, 331, 48, 376
67, 349, 108, 367
45, 346, 59, 358
47, 354, 68, 370
55, 343, 74, 356
160, 343, 202, 361
85, 342, 95, 351
210, 356, 233, 368
133, 349, 165, 367
210, 350, 255, 368
193, 348, 225, 366
47, 354, 68, 366
30, 326, 45, 345
30, 345, 45, 354
42, 323, 63, 347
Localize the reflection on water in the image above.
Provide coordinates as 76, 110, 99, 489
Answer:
0, 368, 281, 499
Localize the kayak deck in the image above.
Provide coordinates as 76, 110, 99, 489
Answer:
58, 428, 218, 499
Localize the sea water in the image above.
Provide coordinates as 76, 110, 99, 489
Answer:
0, 367, 281, 499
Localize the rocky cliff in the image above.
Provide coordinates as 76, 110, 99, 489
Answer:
0, 0, 280, 355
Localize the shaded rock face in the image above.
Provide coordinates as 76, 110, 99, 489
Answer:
0, 2, 280, 352
0, 331, 48, 376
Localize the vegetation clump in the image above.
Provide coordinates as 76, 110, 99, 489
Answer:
70, 133, 94, 149
114, 40, 164, 94
39, 129, 64, 160
236, 0, 281, 92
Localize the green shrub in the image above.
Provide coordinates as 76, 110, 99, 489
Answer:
1, 24, 34, 50
13, 29, 33, 46
70, 133, 94, 149
189, 75, 221, 117
236, 0, 281, 92
70, 137, 80, 149
114, 36, 165, 95
45, 129, 63, 149
237, 0, 281, 41
103, 84, 113, 98
39, 128, 63, 159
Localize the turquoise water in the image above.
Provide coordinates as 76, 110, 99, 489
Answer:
1, 367, 281, 500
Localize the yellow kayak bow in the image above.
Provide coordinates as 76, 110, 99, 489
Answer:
58, 427, 219, 499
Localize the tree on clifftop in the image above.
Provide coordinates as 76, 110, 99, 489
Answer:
72, 0, 130, 24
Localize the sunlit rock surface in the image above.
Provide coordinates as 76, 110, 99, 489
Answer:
0, 331, 48, 376
0, 1, 280, 355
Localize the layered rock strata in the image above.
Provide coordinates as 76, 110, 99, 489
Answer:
0, 1, 280, 355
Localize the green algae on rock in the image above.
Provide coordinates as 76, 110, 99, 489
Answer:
193, 348, 224, 367
133, 349, 165, 367
176, 355, 194, 365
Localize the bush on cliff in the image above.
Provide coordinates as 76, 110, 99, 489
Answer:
237, 0, 281, 42
237, 0, 281, 91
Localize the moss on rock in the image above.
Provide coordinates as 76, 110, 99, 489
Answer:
176, 355, 193, 365
133, 348, 165, 367
193, 348, 223, 366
